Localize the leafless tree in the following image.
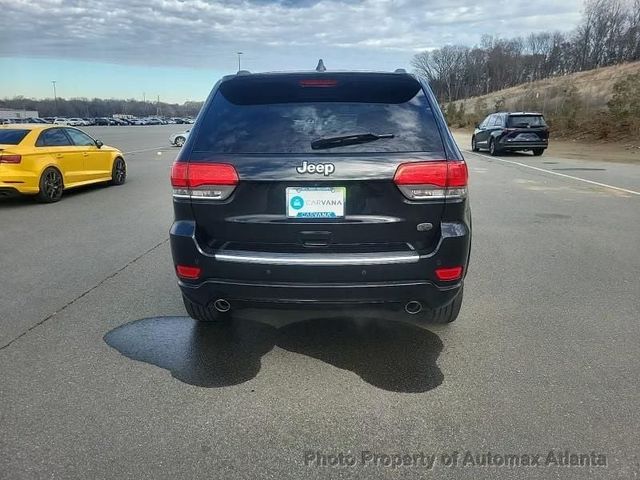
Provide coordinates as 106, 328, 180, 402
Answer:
411, 0, 640, 102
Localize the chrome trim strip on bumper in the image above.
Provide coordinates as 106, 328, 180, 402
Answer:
214, 250, 419, 266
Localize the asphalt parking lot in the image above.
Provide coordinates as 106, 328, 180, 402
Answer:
1, 125, 638, 479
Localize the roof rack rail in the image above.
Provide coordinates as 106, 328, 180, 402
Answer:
394, 68, 407, 73
236, 70, 251, 76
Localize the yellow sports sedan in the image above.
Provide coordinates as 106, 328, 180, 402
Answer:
0, 124, 126, 202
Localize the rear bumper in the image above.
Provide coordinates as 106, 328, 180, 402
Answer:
1, 166, 40, 194
170, 220, 470, 310
499, 140, 547, 149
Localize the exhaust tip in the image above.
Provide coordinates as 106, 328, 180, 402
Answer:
213, 299, 231, 313
405, 301, 422, 315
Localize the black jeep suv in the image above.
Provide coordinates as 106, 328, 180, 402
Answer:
472, 112, 549, 156
170, 68, 471, 324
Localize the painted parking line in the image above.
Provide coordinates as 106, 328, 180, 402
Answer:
123, 146, 173, 155
463, 150, 640, 196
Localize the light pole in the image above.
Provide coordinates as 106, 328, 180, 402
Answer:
237, 52, 243, 72
51, 81, 58, 115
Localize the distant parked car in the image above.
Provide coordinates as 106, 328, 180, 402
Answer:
97, 117, 118, 126
145, 117, 163, 125
15, 118, 49, 124
472, 112, 549, 156
129, 118, 147, 125
67, 118, 88, 126
53, 118, 70, 125
169, 130, 190, 147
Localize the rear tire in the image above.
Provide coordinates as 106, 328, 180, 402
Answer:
429, 287, 464, 324
532, 148, 544, 156
36, 167, 64, 203
471, 136, 479, 152
182, 294, 229, 323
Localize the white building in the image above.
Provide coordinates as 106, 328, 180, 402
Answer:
0, 109, 39, 120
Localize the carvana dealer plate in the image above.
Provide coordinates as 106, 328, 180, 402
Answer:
286, 187, 346, 218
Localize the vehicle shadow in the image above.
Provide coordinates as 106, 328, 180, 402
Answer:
0, 196, 31, 206
0, 182, 111, 206
104, 315, 444, 393
476, 150, 534, 157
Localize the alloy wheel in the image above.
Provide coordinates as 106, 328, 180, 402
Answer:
44, 170, 62, 200
114, 158, 126, 184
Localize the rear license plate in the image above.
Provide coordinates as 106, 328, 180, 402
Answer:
515, 133, 539, 141
286, 187, 346, 218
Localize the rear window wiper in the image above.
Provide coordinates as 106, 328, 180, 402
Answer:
311, 133, 394, 150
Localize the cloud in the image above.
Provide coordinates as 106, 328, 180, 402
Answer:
0, 0, 583, 71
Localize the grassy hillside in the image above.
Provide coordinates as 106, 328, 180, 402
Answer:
444, 61, 640, 143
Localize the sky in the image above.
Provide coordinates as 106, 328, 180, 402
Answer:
0, 0, 583, 103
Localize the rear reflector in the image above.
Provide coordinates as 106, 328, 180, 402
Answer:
394, 161, 468, 200
176, 264, 201, 280
0, 154, 22, 164
435, 266, 463, 281
171, 162, 238, 200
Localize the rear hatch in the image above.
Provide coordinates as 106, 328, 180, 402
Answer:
504, 114, 549, 142
180, 73, 458, 255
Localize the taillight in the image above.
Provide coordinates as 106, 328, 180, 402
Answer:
171, 162, 238, 200
393, 161, 468, 200
0, 153, 22, 164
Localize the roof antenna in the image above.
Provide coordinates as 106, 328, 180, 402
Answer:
315, 59, 326, 72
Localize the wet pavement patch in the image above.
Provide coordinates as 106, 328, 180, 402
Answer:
104, 316, 443, 393
104, 317, 276, 388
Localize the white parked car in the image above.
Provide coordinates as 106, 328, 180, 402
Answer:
53, 117, 70, 125
170, 130, 190, 147
67, 118, 88, 126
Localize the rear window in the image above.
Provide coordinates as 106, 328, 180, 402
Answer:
507, 115, 546, 127
0, 129, 29, 145
192, 75, 445, 155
